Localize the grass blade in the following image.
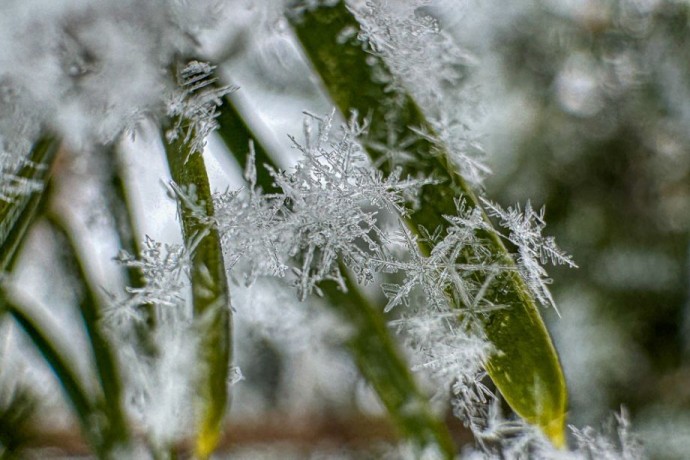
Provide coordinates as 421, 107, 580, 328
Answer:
0, 137, 59, 271
216, 97, 456, 456
46, 218, 130, 452
163, 121, 231, 458
216, 94, 277, 194
0, 294, 101, 451
322, 274, 456, 456
288, 2, 567, 446
0, 383, 37, 459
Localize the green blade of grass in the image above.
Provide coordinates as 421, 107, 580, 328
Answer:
216, 94, 277, 194
0, 383, 38, 459
163, 122, 231, 459
46, 218, 130, 452
215, 97, 456, 456
1, 294, 102, 452
101, 143, 161, 360
288, 2, 567, 446
0, 137, 59, 271
102, 144, 146, 290
322, 272, 456, 456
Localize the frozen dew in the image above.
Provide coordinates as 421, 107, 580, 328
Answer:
481, 198, 576, 311
166, 60, 237, 157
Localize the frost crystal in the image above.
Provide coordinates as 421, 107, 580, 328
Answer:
209, 111, 425, 298
166, 60, 237, 156
107, 236, 201, 447
459, 408, 645, 459
482, 198, 577, 310
109, 236, 190, 322
353, 1, 489, 185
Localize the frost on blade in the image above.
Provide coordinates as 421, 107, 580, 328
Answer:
352, 2, 489, 185
105, 236, 204, 449
481, 198, 577, 310
109, 236, 190, 322
0, 150, 45, 203
210, 112, 426, 299
458, 408, 645, 459
166, 61, 237, 158
121, 326, 199, 449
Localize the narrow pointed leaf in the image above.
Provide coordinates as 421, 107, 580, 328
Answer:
216, 97, 456, 456
288, 2, 567, 446
46, 218, 130, 450
0, 137, 59, 271
163, 120, 231, 458
216, 94, 277, 194
1, 294, 101, 451
322, 274, 456, 456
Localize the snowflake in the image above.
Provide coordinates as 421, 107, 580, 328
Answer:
210, 111, 426, 299
108, 236, 190, 324
481, 198, 577, 311
166, 60, 236, 157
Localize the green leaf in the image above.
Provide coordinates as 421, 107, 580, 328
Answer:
0, 382, 37, 459
1, 293, 102, 451
322, 273, 456, 456
163, 117, 231, 458
216, 96, 456, 457
288, 2, 567, 446
0, 137, 59, 271
216, 93, 277, 194
46, 218, 131, 451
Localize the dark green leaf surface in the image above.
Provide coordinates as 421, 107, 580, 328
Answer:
163, 119, 231, 459
47, 219, 130, 452
288, 2, 567, 446
0, 137, 59, 271
216, 94, 277, 194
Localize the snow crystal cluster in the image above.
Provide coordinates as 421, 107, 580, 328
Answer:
353, 0, 489, 186
166, 60, 236, 156
0, 0, 224, 149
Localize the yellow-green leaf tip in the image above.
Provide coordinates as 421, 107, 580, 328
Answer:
195, 420, 220, 460
542, 412, 567, 449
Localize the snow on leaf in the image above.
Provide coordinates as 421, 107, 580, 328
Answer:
353, 1, 489, 185
209, 111, 426, 298
481, 197, 577, 311
107, 236, 190, 324
166, 60, 237, 158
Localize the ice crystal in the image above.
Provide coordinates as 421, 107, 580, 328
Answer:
109, 236, 190, 323
0, 0, 230, 148
166, 60, 237, 157
0, 151, 44, 203
570, 409, 644, 460
481, 198, 577, 311
460, 408, 645, 459
209, 111, 426, 298
121, 326, 199, 448
353, 1, 489, 185
108, 236, 203, 447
